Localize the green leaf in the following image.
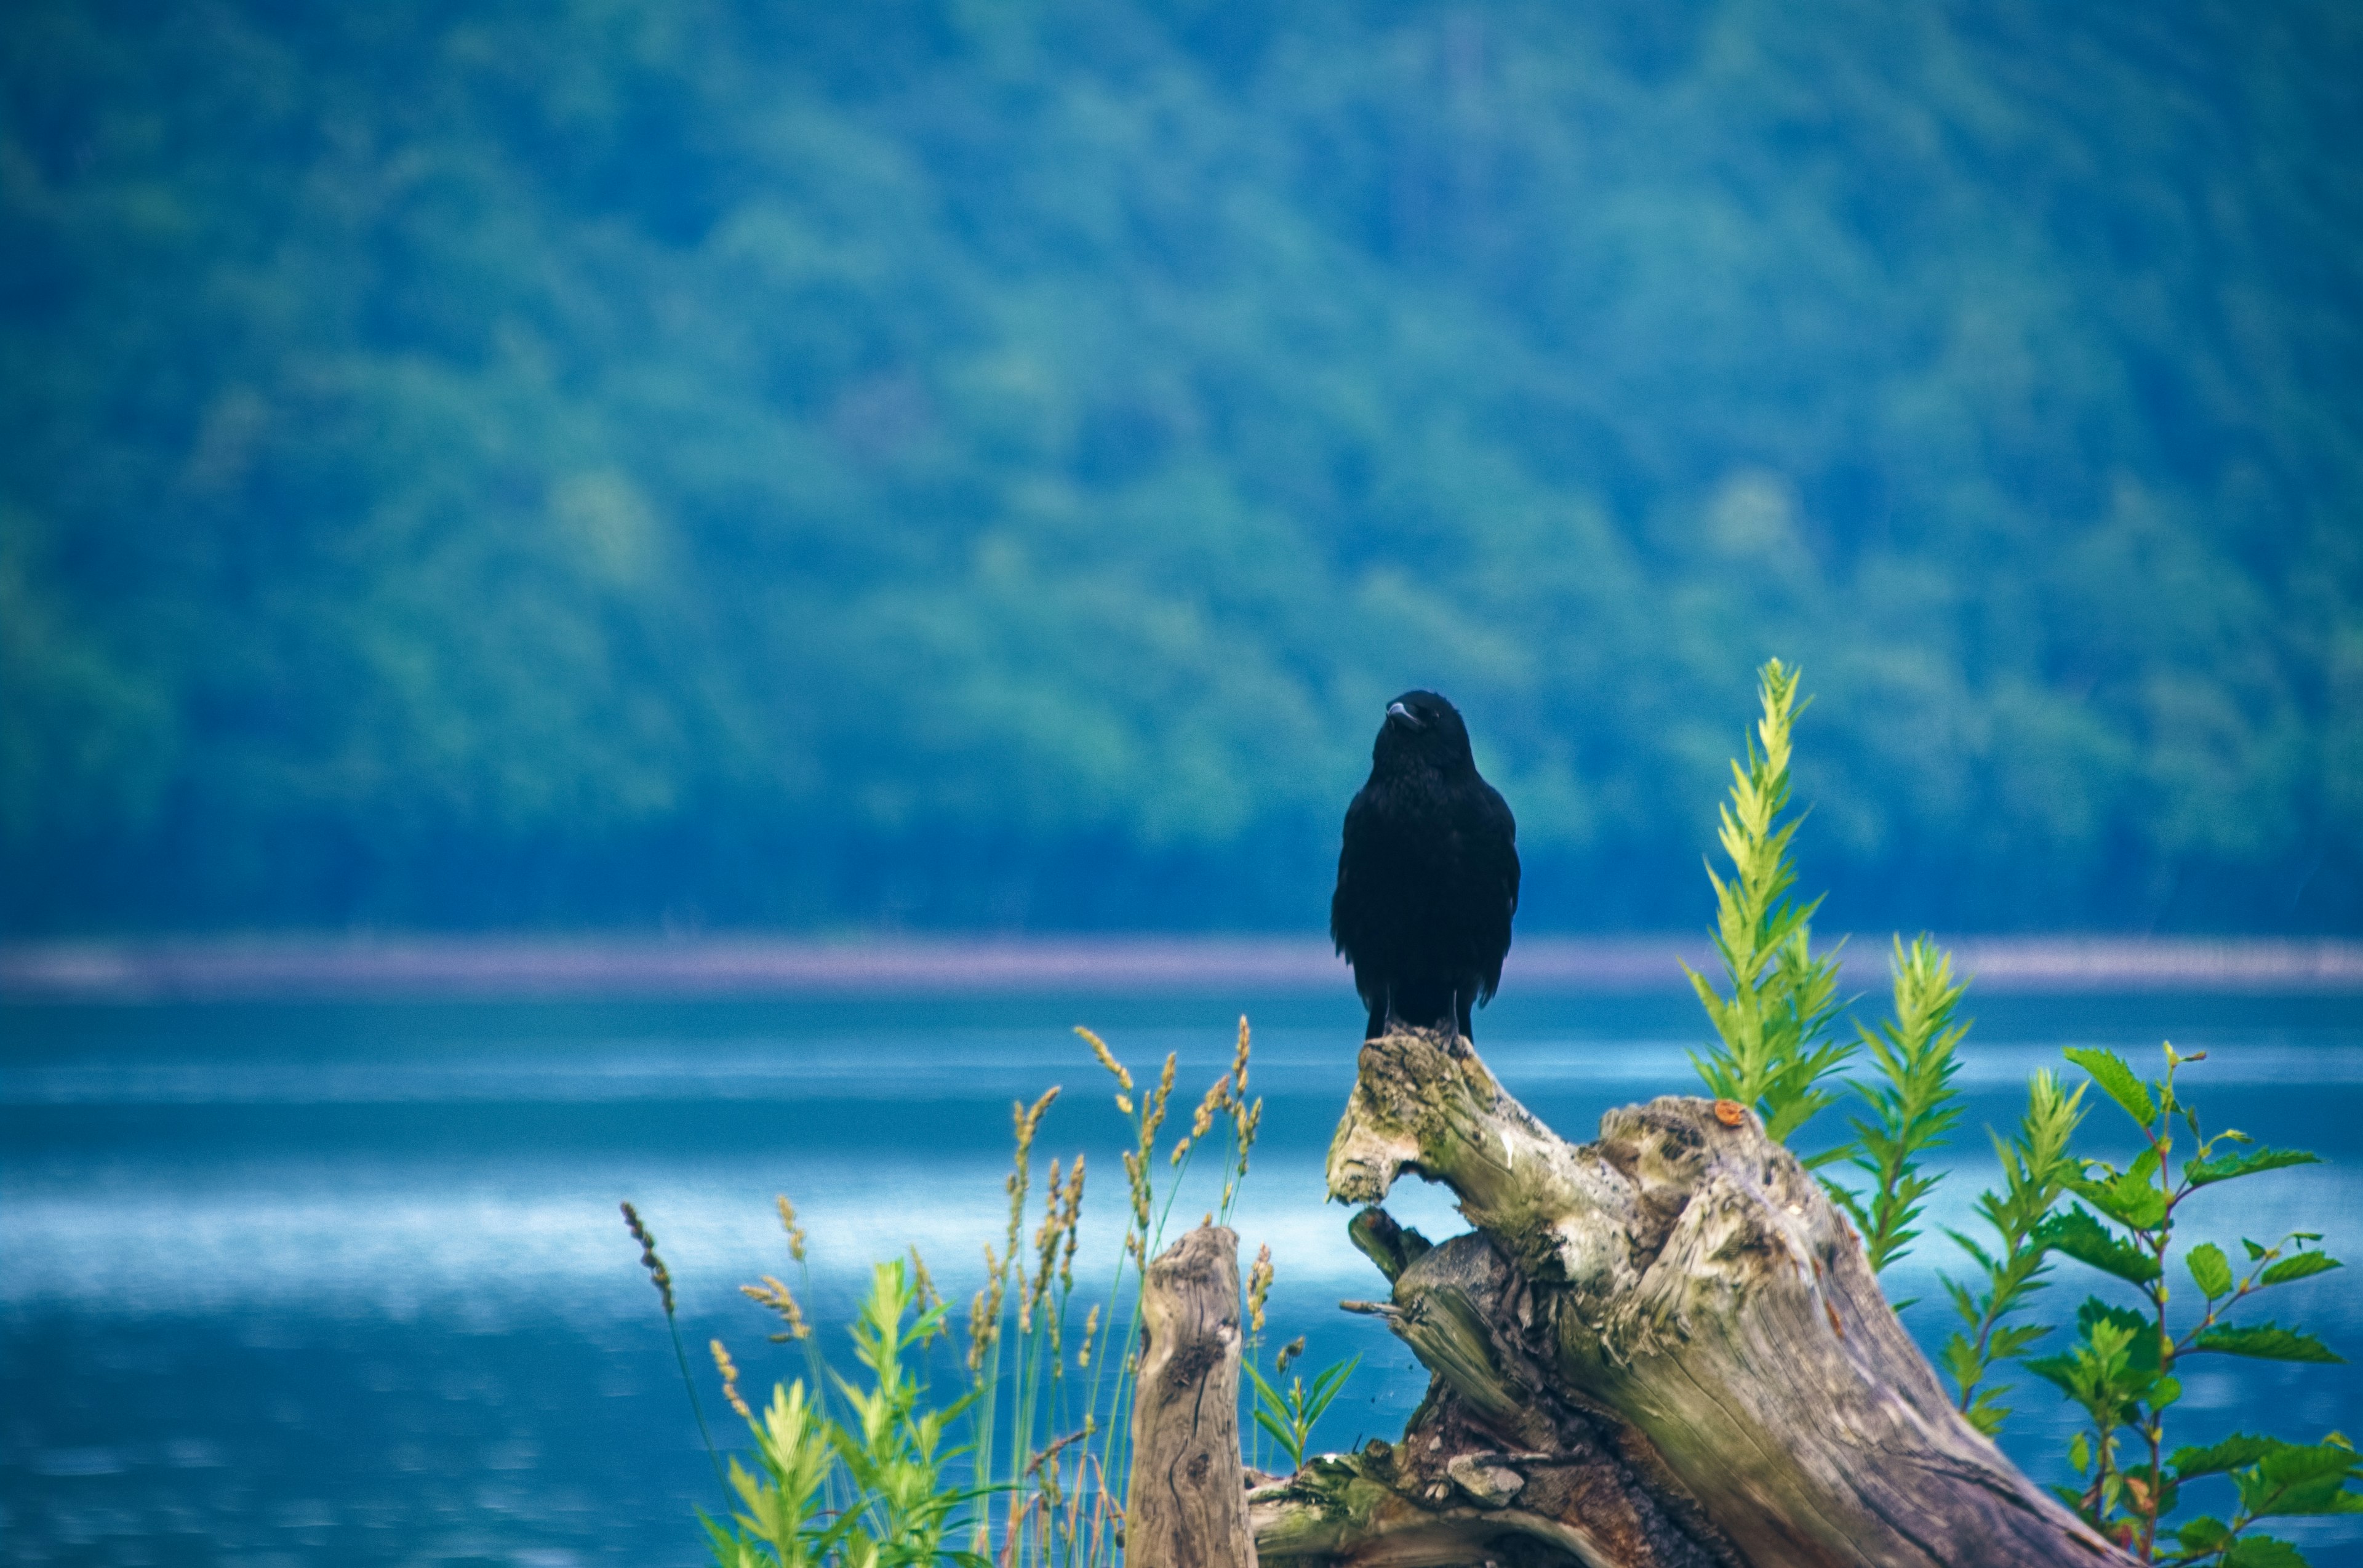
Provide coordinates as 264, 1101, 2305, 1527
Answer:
2239, 1440, 2363, 1518
2191, 1324, 2345, 1364
2069, 1170, 2169, 1231
2039, 1206, 2163, 1284
2078, 1298, 2164, 1373
2065, 1047, 2157, 1127
1988, 1323, 2050, 1359
1302, 1354, 1362, 1425
2172, 1433, 2281, 1479
2176, 1514, 2233, 1553
2021, 1352, 2079, 1399
2259, 1252, 2343, 1288
2187, 1146, 2321, 1188
1945, 1230, 1999, 1275
1251, 1407, 1299, 1463
2223, 1534, 2309, 1568
2188, 1241, 2235, 1299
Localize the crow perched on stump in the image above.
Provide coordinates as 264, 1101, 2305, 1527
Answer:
1330, 690, 1520, 1041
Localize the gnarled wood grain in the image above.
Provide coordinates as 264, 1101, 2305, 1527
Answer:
1130, 1223, 1257, 1568
1250, 1026, 2131, 1568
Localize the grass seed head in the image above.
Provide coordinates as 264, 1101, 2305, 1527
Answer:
774, 1195, 807, 1263
1017, 1085, 1060, 1150
1058, 1158, 1084, 1291
973, 1241, 1010, 1367
710, 1338, 752, 1420
620, 1201, 676, 1317
968, 1286, 994, 1373
1024, 1157, 1068, 1331
1191, 1073, 1230, 1138
908, 1246, 945, 1338
1121, 1148, 1150, 1231
1247, 1243, 1274, 1333
740, 1274, 811, 1342
1076, 1026, 1134, 1092
1277, 1335, 1306, 1375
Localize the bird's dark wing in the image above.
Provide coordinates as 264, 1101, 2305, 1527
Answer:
1470, 779, 1519, 1003
1329, 785, 1375, 961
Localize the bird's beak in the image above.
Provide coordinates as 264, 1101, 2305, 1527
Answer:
1386, 700, 1423, 729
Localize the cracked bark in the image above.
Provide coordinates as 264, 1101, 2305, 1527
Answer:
1246, 1026, 2136, 1568
1131, 1223, 1258, 1568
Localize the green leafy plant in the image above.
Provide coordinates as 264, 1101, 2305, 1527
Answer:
1686, 658, 1852, 1154
1245, 1340, 1361, 1473
1685, 665, 2356, 1563
1938, 1068, 2090, 1436
1689, 665, 1968, 1252
1833, 935, 1970, 1274
636, 1020, 1268, 1568
705, 1260, 990, 1568
2028, 1044, 2357, 1562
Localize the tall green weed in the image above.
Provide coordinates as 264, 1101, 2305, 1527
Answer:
1692, 662, 2359, 1563
629, 1018, 1309, 1568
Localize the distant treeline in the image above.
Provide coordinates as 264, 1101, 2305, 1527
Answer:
3, 0, 2357, 935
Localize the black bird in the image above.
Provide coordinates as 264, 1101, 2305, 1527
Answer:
1330, 690, 1520, 1041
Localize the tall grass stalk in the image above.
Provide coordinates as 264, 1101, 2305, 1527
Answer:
972, 1023, 1260, 1568
687, 1019, 1263, 1568
665, 1020, 1260, 1568
622, 1200, 727, 1487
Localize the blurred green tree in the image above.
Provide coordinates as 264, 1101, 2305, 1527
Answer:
2, 0, 2356, 932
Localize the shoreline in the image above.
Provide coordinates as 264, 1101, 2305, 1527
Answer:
3, 933, 2359, 1002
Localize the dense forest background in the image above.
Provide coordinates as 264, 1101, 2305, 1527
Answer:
3, 0, 2358, 936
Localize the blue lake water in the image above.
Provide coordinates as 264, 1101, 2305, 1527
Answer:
4, 988, 2359, 1565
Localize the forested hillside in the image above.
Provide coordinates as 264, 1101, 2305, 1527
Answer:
3, 0, 2358, 934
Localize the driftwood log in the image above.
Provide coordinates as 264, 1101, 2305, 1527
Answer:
1131, 1223, 1260, 1568
1248, 1026, 2132, 1568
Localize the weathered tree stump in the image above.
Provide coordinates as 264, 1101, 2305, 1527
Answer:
1249, 1026, 2132, 1568
1131, 1223, 1258, 1568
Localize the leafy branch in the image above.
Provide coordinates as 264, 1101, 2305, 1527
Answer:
2029, 1044, 2355, 1563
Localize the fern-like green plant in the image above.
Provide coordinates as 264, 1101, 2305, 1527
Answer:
1687, 658, 1852, 1154
1678, 660, 2357, 1563
1939, 1068, 2089, 1436
1833, 936, 1969, 1274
